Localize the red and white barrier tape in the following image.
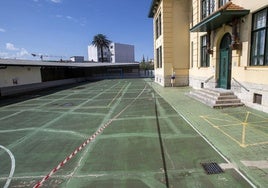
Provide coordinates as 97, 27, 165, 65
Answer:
33, 120, 111, 188
33, 85, 147, 188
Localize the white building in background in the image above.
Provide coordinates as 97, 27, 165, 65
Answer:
88, 44, 111, 62
110, 43, 135, 63
88, 42, 135, 63
70, 56, 84, 62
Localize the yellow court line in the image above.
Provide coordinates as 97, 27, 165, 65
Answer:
202, 116, 243, 146
214, 126, 243, 146
248, 111, 268, 120
222, 112, 249, 123
242, 120, 268, 124
241, 123, 247, 147
201, 116, 241, 128
202, 117, 219, 128
206, 113, 244, 125
249, 122, 268, 128
202, 116, 240, 123
228, 111, 268, 122
202, 114, 268, 148
247, 124, 268, 137
241, 112, 250, 147
213, 123, 244, 128
244, 111, 250, 123
247, 141, 268, 147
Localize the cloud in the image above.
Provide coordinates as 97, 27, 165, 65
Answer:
17, 48, 29, 56
55, 14, 86, 26
33, 0, 62, 4
0, 28, 6, 32
2, 43, 30, 59
51, 0, 62, 3
0, 52, 9, 57
6, 43, 19, 51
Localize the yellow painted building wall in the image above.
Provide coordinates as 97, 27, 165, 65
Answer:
154, 0, 164, 85
150, 0, 268, 112
189, 0, 268, 112
190, 0, 216, 88
190, 0, 268, 84
230, 0, 268, 85
154, 0, 190, 87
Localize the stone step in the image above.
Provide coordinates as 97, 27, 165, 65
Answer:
188, 91, 216, 107
194, 90, 238, 100
213, 102, 244, 108
201, 88, 234, 96
215, 98, 242, 104
188, 88, 244, 108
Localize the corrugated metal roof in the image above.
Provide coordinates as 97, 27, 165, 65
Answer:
0, 59, 138, 68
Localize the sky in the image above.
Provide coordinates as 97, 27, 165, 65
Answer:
0, 0, 154, 62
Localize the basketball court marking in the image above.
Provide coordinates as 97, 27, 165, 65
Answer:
1, 80, 262, 187
153, 87, 257, 188
241, 160, 268, 169
0, 145, 15, 188
201, 111, 268, 148
173, 110, 256, 187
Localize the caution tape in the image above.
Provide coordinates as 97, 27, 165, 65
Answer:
33, 84, 147, 188
33, 120, 111, 188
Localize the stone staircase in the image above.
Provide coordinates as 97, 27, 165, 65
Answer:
188, 88, 244, 108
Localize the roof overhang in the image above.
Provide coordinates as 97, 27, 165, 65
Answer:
190, 9, 250, 32
0, 59, 139, 68
148, 0, 161, 18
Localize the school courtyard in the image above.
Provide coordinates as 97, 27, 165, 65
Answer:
0, 79, 267, 188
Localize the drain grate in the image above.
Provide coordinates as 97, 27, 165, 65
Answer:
201, 162, 224, 175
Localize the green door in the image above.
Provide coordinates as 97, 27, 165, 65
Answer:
219, 50, 229, 89
218, 33, 231, 89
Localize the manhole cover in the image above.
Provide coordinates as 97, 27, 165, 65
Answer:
201, 162, 224, 175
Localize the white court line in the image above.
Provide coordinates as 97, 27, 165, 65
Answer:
154, 89, 257, 188
33, 84, 148, 188
0, 145, 15, 188
174, 110, 257, 188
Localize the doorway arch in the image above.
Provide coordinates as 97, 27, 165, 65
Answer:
218, 33, 232, 89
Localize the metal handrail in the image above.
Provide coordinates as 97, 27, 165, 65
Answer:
232, 77, 250, 92
204, 75, 214, 83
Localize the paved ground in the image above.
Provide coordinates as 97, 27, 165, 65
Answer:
152, 82, 268, 188
0, 79, 267, 188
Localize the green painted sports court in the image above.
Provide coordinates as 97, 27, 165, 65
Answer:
0, 79, 267, 187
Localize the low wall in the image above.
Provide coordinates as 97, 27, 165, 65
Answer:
0, 78, 87, 96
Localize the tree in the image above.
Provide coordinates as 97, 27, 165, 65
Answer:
92, 34, 111, 62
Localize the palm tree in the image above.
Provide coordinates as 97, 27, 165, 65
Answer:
92, 34, 111, 62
